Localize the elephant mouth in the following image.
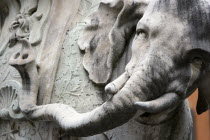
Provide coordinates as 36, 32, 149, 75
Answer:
135, 103, 181, 125
140, 112, 152, 117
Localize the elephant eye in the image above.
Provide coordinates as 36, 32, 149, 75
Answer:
136, 29, 147, 38
191, 57, 203, 66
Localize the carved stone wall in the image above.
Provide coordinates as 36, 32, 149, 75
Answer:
0, 0, 82, 139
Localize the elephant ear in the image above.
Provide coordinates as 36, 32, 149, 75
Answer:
78, 0, 123, 85
107, 0, 150, 68
78, 0, 150, 85
197, 71, 210, 114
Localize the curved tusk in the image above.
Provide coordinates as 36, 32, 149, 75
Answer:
134, 93, 181, 113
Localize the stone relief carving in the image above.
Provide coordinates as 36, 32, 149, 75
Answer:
1, 0, 210, 140
0, 0, 70, 139
0, 0, 50, 55
0, 0, 51, 118
0, 120, 56, 140
0, 80, 24, 120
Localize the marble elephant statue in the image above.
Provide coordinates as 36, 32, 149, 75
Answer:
9, 0, 210, 139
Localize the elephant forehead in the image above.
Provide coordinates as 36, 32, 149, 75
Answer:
140, 11, 186, 33
139, 2, 210, 52
138, 12, 189, 51
151, 0, 210, 43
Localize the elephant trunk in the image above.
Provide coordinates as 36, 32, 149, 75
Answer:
29, 85, 140, 136
26, 54, 177, 136
28, 68, 160, 136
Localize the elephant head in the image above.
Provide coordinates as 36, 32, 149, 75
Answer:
15, 0, 210, 137
106, 0, 210, 115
